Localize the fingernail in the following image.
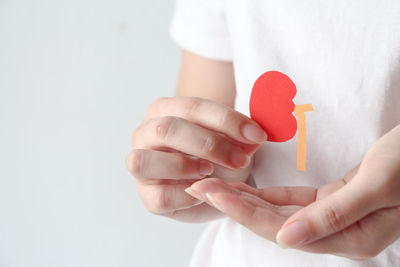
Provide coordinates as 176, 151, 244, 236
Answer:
230, 149, 250, 168
184, 187, 205, 201
205, 192, 221, 210
199, 160, 214, 176
206, 192, 214, 202
185, 187, 204, 205
276, 221, 309, 248
242, 123, 267, 143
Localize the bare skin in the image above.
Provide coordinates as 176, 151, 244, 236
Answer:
127, 51, 266, 222
128, 50, 400, 259
187, 125, 400, 259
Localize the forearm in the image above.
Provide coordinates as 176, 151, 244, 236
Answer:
175, 50, 236, 108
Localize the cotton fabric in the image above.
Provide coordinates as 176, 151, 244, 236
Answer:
170, 1, 400, 266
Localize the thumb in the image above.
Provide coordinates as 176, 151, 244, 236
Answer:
276, 180, 381, 248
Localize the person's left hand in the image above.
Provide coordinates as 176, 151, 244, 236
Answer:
185, 125, 400, 260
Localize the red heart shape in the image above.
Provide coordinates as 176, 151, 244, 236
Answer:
250, 71, 297, 143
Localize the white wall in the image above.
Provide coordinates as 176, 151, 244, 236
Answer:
0, 0, 205, 266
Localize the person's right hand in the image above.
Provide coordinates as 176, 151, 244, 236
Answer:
126, 97, 267, 222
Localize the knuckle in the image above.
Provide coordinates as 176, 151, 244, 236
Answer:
146, 187, 171, 215
145, 97, 168, 117
127, 150, 147, 178
218, 109, 233, 128
182, 97, 202, 119
150, 97, 168, 109
131, 128, 140, 148
200, 135, 217, 155
322, 205, 346, 233
155, 116, 177, 142
126, 152, 135, 175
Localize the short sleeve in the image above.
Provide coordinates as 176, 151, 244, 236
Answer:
170, 0, 233, 61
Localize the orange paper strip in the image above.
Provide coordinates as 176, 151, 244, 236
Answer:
293, 104, 314, 171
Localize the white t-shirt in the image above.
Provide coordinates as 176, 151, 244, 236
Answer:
170, 1, 400, 266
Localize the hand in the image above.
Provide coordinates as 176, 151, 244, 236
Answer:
126, 97, 266, 222
186, 125, 400, 258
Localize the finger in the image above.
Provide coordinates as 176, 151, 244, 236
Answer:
188, 178, 311, 213
127, 149, 214, 180
168, 202, 225, 223
204, 191, 301, 241
133, 116, 252, 169
302, 206, 400, 260
212, 159, 253, 183
187, 178, 301, 225
145, 97, 267, 144
276, 178, 383, 249
137, 181, 203, 215
229, 182, 317, 206
189, 180, 400, 260
186, 178, 267, 212
185, 178, 241, 204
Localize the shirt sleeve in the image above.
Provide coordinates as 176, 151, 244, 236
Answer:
170, 0, 233, 61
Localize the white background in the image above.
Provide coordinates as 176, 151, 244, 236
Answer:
0, 0, 205, 266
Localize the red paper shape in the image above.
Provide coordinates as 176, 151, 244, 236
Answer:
250, 71, 297, 142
